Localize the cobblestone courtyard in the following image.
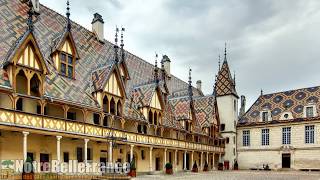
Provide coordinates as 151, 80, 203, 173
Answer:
133, 171, 320, 180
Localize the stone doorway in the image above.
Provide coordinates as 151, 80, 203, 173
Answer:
282, 153, 291, 168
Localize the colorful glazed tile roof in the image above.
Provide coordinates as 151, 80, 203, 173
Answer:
215, 59, 237, 97
0, 0, 219, 132
240, 86, 320, 124
194, 95, 218, 128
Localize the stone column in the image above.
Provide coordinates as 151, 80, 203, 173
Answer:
212, 153, 215, 170
109, 141, 113, 163
183, 150, 187, 171
200, 152, 203, 170
22, 131, 29, 162
163, 148, 167, 171
174, 149, 178, 172
84, 139, 89, 164
149, 147, 153, 172
130, 145, 134, 162
56, 136, 62, 173
219, 153, 222, 163
206, 152, 209, 165
191, 151, 194, 168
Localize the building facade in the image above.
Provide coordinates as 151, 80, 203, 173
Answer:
238, 87, 320, 170
0, 0, 239, 176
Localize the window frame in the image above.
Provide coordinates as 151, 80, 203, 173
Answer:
59, 51, 75, 79
261, 111, 269, 122
261, 128, 270, 146
282, 127, 291, 145
305, 125, 315, 144
306, 106, 314, 118
242, 130, 250, 147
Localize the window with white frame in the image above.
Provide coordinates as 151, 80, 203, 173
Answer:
242, 130, 250, 147
282, 127, 291, 145
262, 111, 268, 122
305, 125, 315, 144
306, 107, 314, 118
261, 129, 269, 146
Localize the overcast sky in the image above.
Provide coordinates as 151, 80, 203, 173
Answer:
41, 0, 320, 109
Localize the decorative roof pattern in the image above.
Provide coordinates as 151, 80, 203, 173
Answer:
169, 96, 192, 120
215, 60, 237, 97
132, 83, 158, 107
240, 86, 320, 124
0, 0, 219, 133
194, 95, 218, 128
91, 63, 114, 91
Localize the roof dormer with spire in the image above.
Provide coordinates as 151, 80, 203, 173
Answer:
215, 43, 238, 98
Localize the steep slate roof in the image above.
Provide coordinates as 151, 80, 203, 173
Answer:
240, 86, 320, 125
215, 59, 237, 97
0, 0, 219, 132
194, 95, 218, 128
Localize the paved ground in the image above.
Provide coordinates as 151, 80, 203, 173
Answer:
132, 170, 320, 180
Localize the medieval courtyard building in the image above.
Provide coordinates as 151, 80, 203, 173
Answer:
0, 0, 319, 177
0, 0, 231, 175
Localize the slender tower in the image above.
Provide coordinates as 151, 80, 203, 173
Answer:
215, 43, 239, 169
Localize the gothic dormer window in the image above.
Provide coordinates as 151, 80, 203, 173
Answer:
51, 1, 80, 79
4, 29, 48, 97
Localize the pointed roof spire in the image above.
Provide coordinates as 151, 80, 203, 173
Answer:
120, 27, 125, 63
233, 70, 236, 86
261, 89, 263, 96
188, 68, 193, 98
218, 54, 221, 70
27, 0, 34, 32
154, 53, 159, 84
224, 42, 227, 62
215, 43, 238, 98
114, 26, 119, 63
66, 0, 71, 31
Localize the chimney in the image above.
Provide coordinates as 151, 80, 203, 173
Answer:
91, 13, 104, 42
162, 55, 171, 77
239, 95, 246, 117
22, 0, 40, 14
196, 80, 202, 91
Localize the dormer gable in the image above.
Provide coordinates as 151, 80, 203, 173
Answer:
52, 31, 80, 79
150, 87, 164, 110
104, 70, 125, 98
5, 31, 48, 74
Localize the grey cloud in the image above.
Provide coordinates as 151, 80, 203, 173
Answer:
41, 0, 320, 109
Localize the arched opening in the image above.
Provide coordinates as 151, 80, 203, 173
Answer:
16, 70, 28, 95
117, 101, 122, 116
0, 93, 13, 110
153, 112, 157, 125
148, 110, 153, 124
103, 96, 109, 113
30, 73, 41, 97
143, 125, 147, 134
110, 98, 115, 115
103, 116, 108, 127
16, 97, 41, 114
45, 103, 64, 118
158, 113, 161, 125
67, 107, 84, 121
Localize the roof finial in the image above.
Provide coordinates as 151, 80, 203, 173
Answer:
188, 68, 193, 100
261, 89, 263, 96
66, 0, 71, 31
188, 68, 192, 86
233, 70, 236, 86
154, 53, 159, 83
120, 27, 125, 63
114, 26, 119, 63
224, 42, 227, 62
218, 54, 221, 70
27, 0, 34, 32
